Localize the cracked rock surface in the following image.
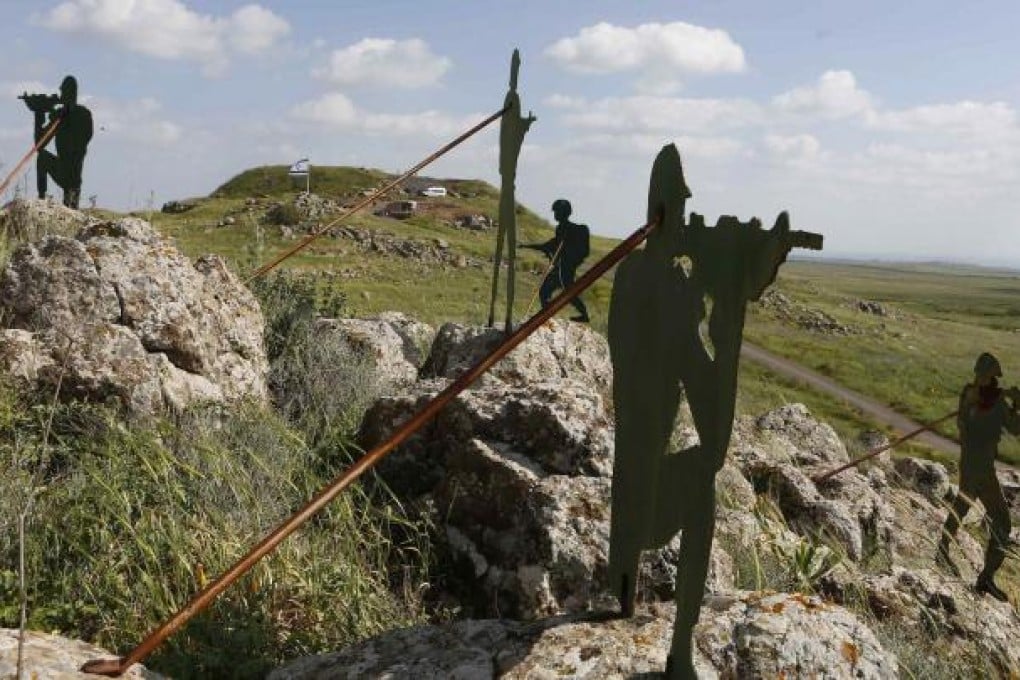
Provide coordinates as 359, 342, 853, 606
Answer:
0, 216, 267, 413
270, 593, 896, 679
0, 628, 164, 679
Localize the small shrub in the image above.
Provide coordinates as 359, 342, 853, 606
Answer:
268, 202, 302, 227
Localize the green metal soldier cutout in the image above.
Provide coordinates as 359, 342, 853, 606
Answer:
608, 144, 822, 679
938, 352, 1020, 601
521, 199, 591, 322
20, 75, 93, 209
487, 49, 535, 331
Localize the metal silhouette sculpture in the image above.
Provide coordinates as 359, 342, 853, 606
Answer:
20, 75, 93, 209
608, 143, 823, 679
487, 49, 535, 331
521, 199, 591, 321
938, 352, 1019, 601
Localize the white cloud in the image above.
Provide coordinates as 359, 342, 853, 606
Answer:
546, 21, 746, 76
559, 95, 762, 134
865, 101, 1017, 139
773, 70, 874, 119
544, 94, 585, 110
226, 5, 290, 55
566, 133, 743, 160
2, 80, 52, 98
37, 0, 290, 76
313, 38, 451, 88
290, 92, 479, 137
85, 95, 183, 146
764, 133, 822, 160
291, 92, 358, 127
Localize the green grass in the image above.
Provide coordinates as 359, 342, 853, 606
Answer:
745, 261, 1020, 464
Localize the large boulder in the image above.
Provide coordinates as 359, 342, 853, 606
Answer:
313, 312, 434, 392
270, 595, 897, 679
730, 404, 895, 562
421, 320, 612, 397
0, 217, 268, 413
0, 197, 97, 242
0, 628, 164, 679
360, 320, 724, 618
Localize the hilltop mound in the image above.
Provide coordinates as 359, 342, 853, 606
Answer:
210, 164, 500, 203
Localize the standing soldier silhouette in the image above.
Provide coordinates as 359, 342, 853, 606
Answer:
21, 75, 93, 209
521, 198, 590, 322
938, 352, 1020, 601
487, 49, 535, 331
608, 144, 822, 679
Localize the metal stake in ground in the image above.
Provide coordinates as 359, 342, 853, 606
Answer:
80, 215, 661, 677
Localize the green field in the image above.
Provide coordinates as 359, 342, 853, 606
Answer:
139, 165, 1020, 467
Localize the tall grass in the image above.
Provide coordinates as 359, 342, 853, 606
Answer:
0, 266, 432, 678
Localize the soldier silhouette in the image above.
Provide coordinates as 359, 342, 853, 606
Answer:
608, 144, 822, 679
938, 352, 1020, 601
487, 49, 535, 331
521, 199, 590, 322
22, 75, 93, 209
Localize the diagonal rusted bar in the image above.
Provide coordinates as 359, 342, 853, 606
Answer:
812, 409, 958, 484
81, 215, 660, 677
0, 116, 61, 199
245, 104, 510, 283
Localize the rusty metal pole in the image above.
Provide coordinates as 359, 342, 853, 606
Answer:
0, 116, 61, 198
245, 105, 510, 284
812, 410, 958, 484
81, 216, 660, 677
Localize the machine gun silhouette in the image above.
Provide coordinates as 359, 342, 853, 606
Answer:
19, 91, 61, 114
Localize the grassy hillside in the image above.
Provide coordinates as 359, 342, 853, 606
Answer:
213, 165, 390, 199
138, 165, 1019, 466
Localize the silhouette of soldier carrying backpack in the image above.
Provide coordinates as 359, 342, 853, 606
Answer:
520, 198, 590, 322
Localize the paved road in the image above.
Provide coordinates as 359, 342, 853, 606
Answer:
741, 342, 960, 456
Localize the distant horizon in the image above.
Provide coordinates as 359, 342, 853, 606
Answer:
48, 155, 1017, 272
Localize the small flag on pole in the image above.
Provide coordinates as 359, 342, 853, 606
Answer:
288, 158, 310, 176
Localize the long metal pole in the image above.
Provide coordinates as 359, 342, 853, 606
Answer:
81, 216, 659, 677
812, 410, 958, 484
245, 105, 510, 283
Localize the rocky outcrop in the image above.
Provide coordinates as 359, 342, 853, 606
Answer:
0, 217, 268, 413
422, 321, 612, 398
326, 226, 483, 269
757, 289, 860, 335
729, 404, 896, 562
0, 628, 163, 679
0, 197, 97, 242
349, 315, 1018, 676
313, 312, 434, 392
360, 320, 692, 618
271, 595, 897, 679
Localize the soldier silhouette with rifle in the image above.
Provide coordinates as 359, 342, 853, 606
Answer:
520, 198, 590, 322
20, 75, 93, 209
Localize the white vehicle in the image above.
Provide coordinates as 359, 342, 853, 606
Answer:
420, 186, 447, 197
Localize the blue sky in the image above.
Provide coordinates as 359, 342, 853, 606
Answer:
0, 0, 1018, 265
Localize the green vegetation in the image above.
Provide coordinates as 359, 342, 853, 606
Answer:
0, 270, 431, 679
744, 261, 1020, 464
213, 165, 388, 199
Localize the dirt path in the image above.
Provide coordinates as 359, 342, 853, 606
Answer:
741, 342, 960, 456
